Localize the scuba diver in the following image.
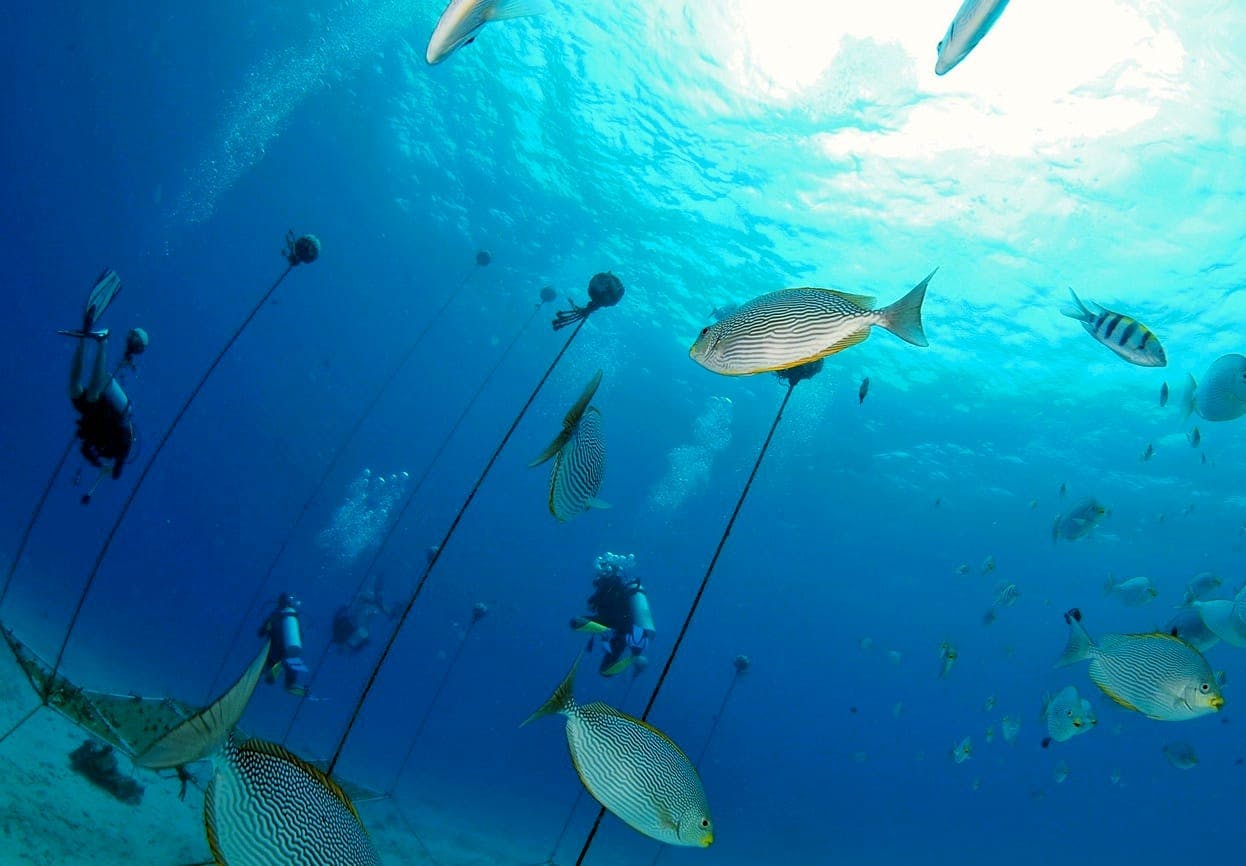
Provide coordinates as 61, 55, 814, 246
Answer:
60, 268, 148, 503
258, 593, 311, 696
330, 575, 397, 653
570, 552, 655, 677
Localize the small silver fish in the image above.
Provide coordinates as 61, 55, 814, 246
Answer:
1189, 427, 1201, 448
425, 0, 551, 65
1189, 585, 1246, 647
524, 657, 713, 847
1160, 381, 1169, 407
1182, 572, 1222, 605
935, 0, 1012, 75
1041, 685, 1097, 748
1001, 715, 1021, 745
1142, 442, 1154, 462
1179, 355, 1246, 422
858, 376, 871, 404
981, 555, 996, 575
1103, 575, 1158, 607
994, 582, 1020, 608
1162, 741, 1199, 770
689, 271, 933, 376
1056, 608, 1223, 721
1165, 608, 1220, 653
1061, 288, 1167, 367
1053, 760, 1071, 784
1052, 497, 1108, 542
938, 642, 958, 679
949, 736, 972, 764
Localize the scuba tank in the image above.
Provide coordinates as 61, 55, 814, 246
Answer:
280, 608, 304, 655
627, 581, 655, 636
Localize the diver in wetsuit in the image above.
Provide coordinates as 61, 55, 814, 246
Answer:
61, 268, 146, 501
331, 576, 397, 654
259, 593, 312, 697
570, 552, 656, 677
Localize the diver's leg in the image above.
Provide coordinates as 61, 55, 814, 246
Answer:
85, 336, 110, 402
69, 338, 86, 400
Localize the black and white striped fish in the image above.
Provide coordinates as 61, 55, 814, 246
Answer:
134, 645, 380, 866
689, 270, 934, 376
523, 657, 713, 847
530, 370, 609, 522
1061, 289, 1166, 367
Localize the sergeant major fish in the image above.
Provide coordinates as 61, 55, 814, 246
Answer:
1056, 608, 1223, 721
523, 657, 713, 847
1061, 288, 1167, 367
426, 0, 551, 65
935, 0, 1012, 75
133, 643, 380, 865
689, 270, 934, 376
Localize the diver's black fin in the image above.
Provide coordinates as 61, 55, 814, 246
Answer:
84, 269, 122, 328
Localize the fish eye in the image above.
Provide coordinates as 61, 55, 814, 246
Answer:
700, 818, 710, 828
699, 327, 710, 337
1200, 683, 1211, 693
1066, 710, 1073, 716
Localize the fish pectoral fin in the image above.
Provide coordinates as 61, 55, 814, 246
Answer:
485, 0, 554, 21
529, 431, 568, 467
588, 498, 611, 510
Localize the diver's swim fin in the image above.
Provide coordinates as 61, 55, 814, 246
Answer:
132, 641, 269, 769
602, 655, 635, 677
57, 328, 109, 341
84, 268, 122, 329
571, 617, 610, 635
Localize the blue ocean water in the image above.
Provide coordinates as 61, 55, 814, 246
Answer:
3, 1, 1246, 863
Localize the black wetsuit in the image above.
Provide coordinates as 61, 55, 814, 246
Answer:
73, 379, 134, 479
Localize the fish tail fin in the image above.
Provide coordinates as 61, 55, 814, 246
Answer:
877, 269, 933, 347
133, 641, 269, 769
1060, 287, 1091, 322
485, 0, 553, 22
522, 654, 579, 727
1178, 373, 1197, 421
1055, 608, 1093, 668
532, 370, 604, 467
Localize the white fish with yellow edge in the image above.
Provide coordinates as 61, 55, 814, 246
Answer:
523, 656, 713, 847
1162, 741, 1198, 770
1056, 608, 1223, 721
1188, 585, 1246, 648
1179, 354, 1246, 422
1183, 572, 1222, 605
689, 270, 933, 377
530, 370, 610, 522
134, 643, 380, 865
1041, 685, 1096, 748
1001, 715, 1021, 745
935, 0, 1011, 75
426, 0, 552, 65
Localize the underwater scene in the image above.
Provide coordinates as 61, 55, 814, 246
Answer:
4, 1, 1246, 863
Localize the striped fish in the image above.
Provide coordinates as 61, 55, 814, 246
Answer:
689, 270, 934, 376
530, 370, 609, 521
523, 657, 713, 847
935, 0, 1012, 75
1061, 288, 1167, 367
1056, 608, 1223, 721
134, 644, 380, 866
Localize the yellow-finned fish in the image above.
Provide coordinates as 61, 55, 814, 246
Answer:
1060, 288, 1167, 367
425, 0, 552, 65
689, 270, 934, 377
1055, 608, 1223, 721
134, 643, 380, 866
523, 657, 713, 847
530, 370, 610, 522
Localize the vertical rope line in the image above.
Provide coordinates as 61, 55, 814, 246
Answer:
47, 264, 295, 689
573, 382, 797, 866
203, 264, 481, 701
326, 318, 588, 775
0, 437, 75, 610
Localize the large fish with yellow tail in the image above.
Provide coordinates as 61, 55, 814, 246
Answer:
523, 656, 713, 847
689, 270, 934, 376
134, 642, 380, 865
529, 370, 609, 522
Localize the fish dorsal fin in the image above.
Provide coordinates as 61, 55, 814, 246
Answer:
529, 370, 603, 468
484, 0, 553, 22
241, 739, 363, 823
597, 704, 692, 761
134, 642, 269, 770
816, 288, 875, 309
